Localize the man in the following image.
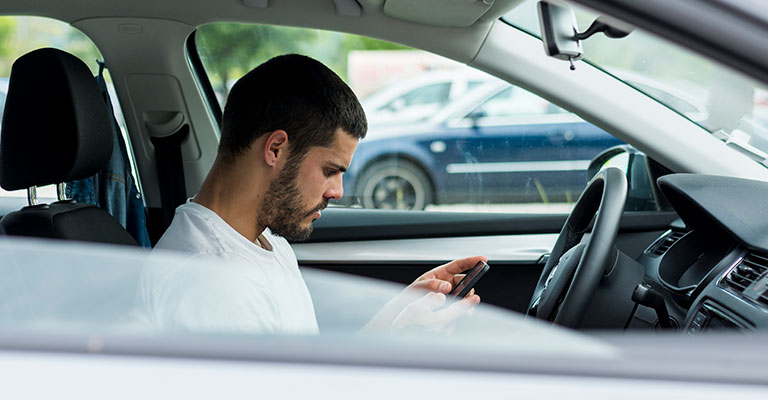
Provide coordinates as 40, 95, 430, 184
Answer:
139, 54, 483, 334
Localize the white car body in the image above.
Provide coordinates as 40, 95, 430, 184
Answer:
362, 67, 501, 126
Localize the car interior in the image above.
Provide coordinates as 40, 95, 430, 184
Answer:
0, 0, 768, 339
0, 48, 139, 246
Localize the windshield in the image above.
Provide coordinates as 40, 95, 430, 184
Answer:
504, 0, 768, 162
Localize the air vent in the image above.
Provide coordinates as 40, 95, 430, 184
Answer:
721, 253, 768, 307
646, 229, 687, 257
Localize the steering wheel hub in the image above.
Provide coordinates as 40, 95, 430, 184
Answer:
529, 243, 586, 321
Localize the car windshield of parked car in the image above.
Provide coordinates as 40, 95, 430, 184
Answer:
0, 236, 615, 362
504, 0, 768, 163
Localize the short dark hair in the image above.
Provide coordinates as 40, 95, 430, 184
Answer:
219, 54, 367, 162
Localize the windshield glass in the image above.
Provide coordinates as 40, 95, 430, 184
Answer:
503, 0, 768, 161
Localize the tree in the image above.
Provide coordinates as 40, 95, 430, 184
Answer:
195, 24, 412, 101
0, 17, 17, 76
196, 24, 318, 100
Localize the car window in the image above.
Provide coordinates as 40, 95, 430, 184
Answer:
194, 24, 637, 214
0, 16, 133, 209
469, 87, 568, 118
0, 85, 6, 118
466, 80, 485, 92
381, 82, 451, 112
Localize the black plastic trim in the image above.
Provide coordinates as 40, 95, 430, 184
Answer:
185, 30, 223, 126
304, 208, 678, 243
658, 174, 768, 253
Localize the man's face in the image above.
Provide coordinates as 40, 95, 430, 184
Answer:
262, 129, 358, 241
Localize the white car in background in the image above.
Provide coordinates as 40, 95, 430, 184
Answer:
365, 67, 711, 132
362, 68, 501, 126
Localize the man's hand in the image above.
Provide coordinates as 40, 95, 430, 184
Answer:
360, 255, 485, 334
409, 255, 487, 295
390, 291, 480, 335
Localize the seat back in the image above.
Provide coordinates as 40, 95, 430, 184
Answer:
0, 48, 137, 246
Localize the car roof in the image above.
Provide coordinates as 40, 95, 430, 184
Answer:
0, 0, 524, 63
3, 0, 768, 85
3, 0, 768, 184
0, 0, 524, 25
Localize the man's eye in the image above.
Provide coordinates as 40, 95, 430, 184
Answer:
325, 169, 338, 177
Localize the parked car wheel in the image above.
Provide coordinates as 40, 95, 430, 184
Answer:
357, 159, 433, 210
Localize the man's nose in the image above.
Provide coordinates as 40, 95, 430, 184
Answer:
324, 176, 344, 200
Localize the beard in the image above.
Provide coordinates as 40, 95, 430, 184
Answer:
262, 157, 327, 242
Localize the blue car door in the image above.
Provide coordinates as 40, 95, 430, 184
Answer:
434, 86, 622, 204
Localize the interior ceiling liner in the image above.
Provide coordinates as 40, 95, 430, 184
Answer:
366, 0, 524, 28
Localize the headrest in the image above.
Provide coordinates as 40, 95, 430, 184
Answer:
0, 48, 113, 191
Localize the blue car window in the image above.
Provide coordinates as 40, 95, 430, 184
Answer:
466, 80, 485, 92
472, 87, 563, 118
383, 82, 451, 111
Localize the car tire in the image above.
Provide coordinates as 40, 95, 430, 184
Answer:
356, 159, 433, 210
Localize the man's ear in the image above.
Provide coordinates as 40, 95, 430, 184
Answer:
263, 130, 288, 167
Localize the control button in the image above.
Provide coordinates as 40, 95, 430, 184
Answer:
689, 323, 701, 334
744, 274, 768, 301
693, 312, 708, 326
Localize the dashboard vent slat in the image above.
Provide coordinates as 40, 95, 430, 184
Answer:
760, 294, 768, 307
646, 229, 687, 257
721, 253, 768, 306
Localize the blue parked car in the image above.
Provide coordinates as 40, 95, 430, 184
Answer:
343, 79, 624, 210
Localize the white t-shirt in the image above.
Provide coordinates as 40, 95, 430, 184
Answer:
137, 201, 319, 335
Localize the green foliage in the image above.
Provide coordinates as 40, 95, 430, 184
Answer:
0, 17, 17, 76
0, 17, 15, 57
343, 35, 409, 52
196, 24, 318, 97
0, 16, 103, 77
195, 23, 411, 101
64, 29, 102, 75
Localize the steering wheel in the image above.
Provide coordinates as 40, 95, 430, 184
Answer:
527, 167, 627, 328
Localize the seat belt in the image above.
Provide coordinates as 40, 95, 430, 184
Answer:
150, 124, 190, 230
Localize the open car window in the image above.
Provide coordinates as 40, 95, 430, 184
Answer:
193, 23, 636, 214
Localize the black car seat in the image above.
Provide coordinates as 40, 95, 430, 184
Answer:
0, 48, 138, 246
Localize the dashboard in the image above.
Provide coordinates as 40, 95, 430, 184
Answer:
300, 172, 768, 333
631, 174, 768, 333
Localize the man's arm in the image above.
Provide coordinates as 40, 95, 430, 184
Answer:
145, 253, 282, 334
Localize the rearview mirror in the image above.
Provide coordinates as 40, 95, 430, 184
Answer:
575, 17, 633, 41
537, 1, 582, 62
538, 1, 634, 69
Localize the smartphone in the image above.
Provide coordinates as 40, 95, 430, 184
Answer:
449, 261, 490, 298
